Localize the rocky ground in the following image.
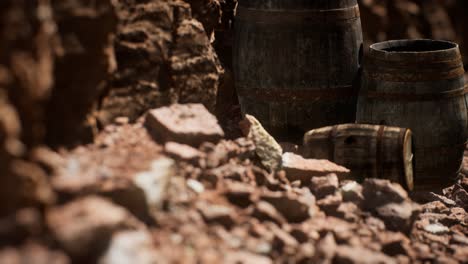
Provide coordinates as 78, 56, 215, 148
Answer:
1, 104, 467, 263
0, 0, 467, 263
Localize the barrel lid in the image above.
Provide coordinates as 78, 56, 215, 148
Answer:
368, 39, 461, 63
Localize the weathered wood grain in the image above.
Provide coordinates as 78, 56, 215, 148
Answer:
304, 124, 414, 190
233, 0, 363, 142
357, 39, 467, 191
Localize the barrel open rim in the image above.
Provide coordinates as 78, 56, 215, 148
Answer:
367, 39, 463, 69
370, 39, 459, 54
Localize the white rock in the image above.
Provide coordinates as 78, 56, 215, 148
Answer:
134, 158, 175, 208
424, 223, 450, 234
99, 230, 158, 264
342, 181, 359, 192
187, 179, 205, 194
241, 115, 282, 172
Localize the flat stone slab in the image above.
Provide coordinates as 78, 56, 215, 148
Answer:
282, 152, 350, 183
145, 104, 224, 146
164, 141, 203, 164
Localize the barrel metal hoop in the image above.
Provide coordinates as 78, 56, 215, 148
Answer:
365, 67, 465, 82
365, 84, 468, 101
376, 125, 385, 179
237, 85, 357, 101
328, 125, 339, 161
365, 60, 464, 74
366, 55, 463, 65
236, 5, 360, 24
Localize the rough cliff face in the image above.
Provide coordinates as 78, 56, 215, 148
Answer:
185, 0, 222, 40
0, 76, 55, 218
0, 0, 57, 148
45, 0, 118, 147
0, 0, 117, 148
0, 0, 116, 220
97, 0, 223, 127
0, 93, 22, 216
0, 0, 226, 148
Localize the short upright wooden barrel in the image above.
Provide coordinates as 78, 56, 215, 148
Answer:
356, 39, 468, 191
303, 124, 414, 190
234, 0, 363, 141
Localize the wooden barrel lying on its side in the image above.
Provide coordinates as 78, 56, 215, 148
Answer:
356, 39, 467, 191
303, 124, 414, 190
234, 0, 363, 142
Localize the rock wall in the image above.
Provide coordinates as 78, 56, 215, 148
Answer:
0, 93, 22, 216
45, 0, 117, 146
185, 0, 222, 40
0, 0, 116, 216
0, 0, 225, 147
97, 0, 223, 126
0, 0, 117, 148
0, 0, 57, 147
0, 88, 54, 217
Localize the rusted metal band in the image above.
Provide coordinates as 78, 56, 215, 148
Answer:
236, 5, 360, 24
375, 125, 385, 179
367, 55, 463, 66
365, 61, 464, 75
328, 125, 339, 161
365, 67, 465, 82
365, 84, 468, 101
237, 85, 357, 102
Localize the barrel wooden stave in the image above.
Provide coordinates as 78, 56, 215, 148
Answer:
356, 39, 467, 191
304, 124, 413, 190
234, 0, 363, 141
240, 0, 359, 9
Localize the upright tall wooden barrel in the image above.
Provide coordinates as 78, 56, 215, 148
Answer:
234, 0, 363, 142
357, 39, 468, 191
303, 124, 414, 190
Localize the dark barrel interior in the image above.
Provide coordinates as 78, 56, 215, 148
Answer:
371, 39, 457, 53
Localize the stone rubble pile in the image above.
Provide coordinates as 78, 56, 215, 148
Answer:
1, 104, 466, 263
